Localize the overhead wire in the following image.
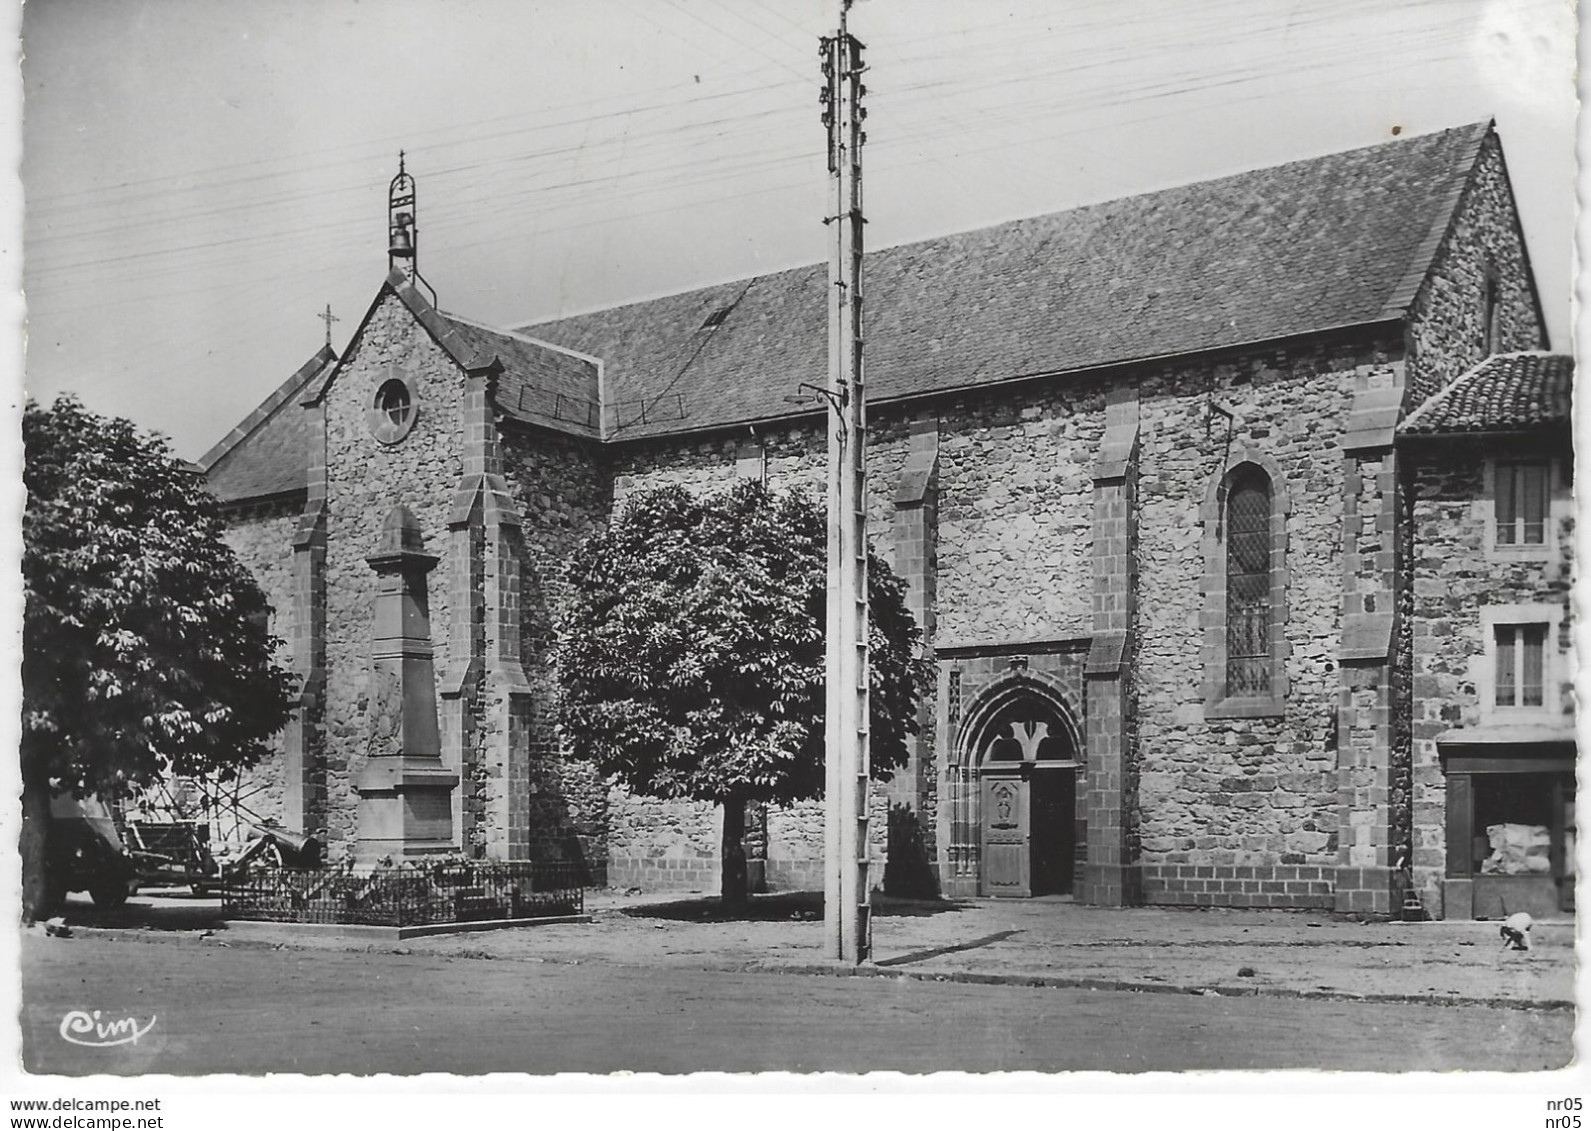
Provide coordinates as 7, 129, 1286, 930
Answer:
25, 0, 1493, 417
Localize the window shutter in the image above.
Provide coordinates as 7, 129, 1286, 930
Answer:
1496, 463, 1517, 544
1522, 623, 1547, 707
1495, 626, 1516, 707
1520, 463, 1546, 545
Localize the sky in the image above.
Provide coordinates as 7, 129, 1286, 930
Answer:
17, 0, 1581, 461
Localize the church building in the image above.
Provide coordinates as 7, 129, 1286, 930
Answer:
201, 121, 1573, 920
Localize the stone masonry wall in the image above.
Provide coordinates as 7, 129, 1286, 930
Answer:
218, 498, 302, 831
499, 426, 611, 878
1404, 442, 1574, 914
1132, 337, 1402, 909
319, 292, 465, 860
932, 384, 1105, 644
1404, 132, 1548, 408
605, 334, 1394, 906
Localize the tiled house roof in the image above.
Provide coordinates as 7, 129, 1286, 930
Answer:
1398, 352, 1573, 437
521, 122, 1493, 439
201, 345, 337, 503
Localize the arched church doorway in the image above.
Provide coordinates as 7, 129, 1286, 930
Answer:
972, 689, 1081, 898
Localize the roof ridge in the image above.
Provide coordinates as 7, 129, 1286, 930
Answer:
198, 344, 336, 473
439, 310, 605, 368
388, 271, 497, 373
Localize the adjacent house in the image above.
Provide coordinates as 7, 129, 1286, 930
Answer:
1397, 351, 1575, 919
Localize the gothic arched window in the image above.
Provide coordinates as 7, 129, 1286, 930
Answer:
1201, 451, 1289, 718
1225, 466, 1272, 697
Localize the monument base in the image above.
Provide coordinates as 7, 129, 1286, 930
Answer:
355, 757, 460, 865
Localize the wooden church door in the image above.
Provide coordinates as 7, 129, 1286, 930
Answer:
972, 694, 1080, 899
980, 769, 1030, 896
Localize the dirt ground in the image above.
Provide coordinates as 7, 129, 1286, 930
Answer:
57, 888, 1574, 1008
19, 931, 1575, 1075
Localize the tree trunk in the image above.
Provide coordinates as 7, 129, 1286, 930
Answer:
720, 796, 748, 912
20, 746, 54, 924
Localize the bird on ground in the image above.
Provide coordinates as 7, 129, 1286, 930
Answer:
1499, 911, 1534, 951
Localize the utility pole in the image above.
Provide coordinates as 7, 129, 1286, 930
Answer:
821, 0, 869, 965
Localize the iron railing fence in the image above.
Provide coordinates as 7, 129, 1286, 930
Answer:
223, 860, 584, 927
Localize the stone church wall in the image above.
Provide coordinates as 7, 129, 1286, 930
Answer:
594, 336, 1397, 904
319, 293, 467, 859
932, 379, 1106, 644
499, 426, 612, 878
1404, 133, 1548, 408
218, 498, 301, 832
1132, 337, 1398, 908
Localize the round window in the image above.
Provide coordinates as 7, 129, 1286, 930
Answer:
369, 376, 418, 443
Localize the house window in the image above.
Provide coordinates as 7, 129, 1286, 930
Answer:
1225, 466, 1272, 697
1494, 623, 1547, 708
1481, 604, 1562, 720
1495, 461, 1547, 546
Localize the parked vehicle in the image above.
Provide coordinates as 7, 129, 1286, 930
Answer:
123, 819, 219, 895
48, 792, 139, 908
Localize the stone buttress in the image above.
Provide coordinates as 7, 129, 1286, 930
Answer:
1080, 388, 1140, 905
1334, 376, 1407, 914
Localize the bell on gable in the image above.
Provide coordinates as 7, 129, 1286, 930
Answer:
389, 212, 415, 258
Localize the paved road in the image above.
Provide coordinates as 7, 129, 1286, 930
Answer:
20, 934, 1571, 1075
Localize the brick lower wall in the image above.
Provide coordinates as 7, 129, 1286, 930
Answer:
607, 855, 720, 891
1140, 863, 1334, 909
609, 854, 812, 893
765, 858, 824, 892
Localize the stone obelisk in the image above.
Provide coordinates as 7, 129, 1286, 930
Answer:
355, 505, 458, 863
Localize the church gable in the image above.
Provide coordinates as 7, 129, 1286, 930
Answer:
314, 281, 475, 498
311, 284, 475, 853
1403, 129, 1552, 407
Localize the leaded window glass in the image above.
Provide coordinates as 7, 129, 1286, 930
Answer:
1225, 466, 1271, 697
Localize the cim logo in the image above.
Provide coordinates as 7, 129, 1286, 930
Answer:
58, 1010, 157, 1048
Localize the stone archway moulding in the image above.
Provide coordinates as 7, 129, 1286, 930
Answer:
955, 670, 1084, 770
1197, 442, 1292, 524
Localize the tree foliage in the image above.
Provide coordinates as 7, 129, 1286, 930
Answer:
556, 479, 931, 905
21, 396, 297, 916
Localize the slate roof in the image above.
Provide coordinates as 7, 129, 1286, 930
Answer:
439, 314, 601, 436
206, 122, 1508, 500
1398, 352, 1573, 437
520, 122, 1493, 439
201, 345, 337, 503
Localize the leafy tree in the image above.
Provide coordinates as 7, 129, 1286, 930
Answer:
21, 397, 296, 921
557, 479, 930, 910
